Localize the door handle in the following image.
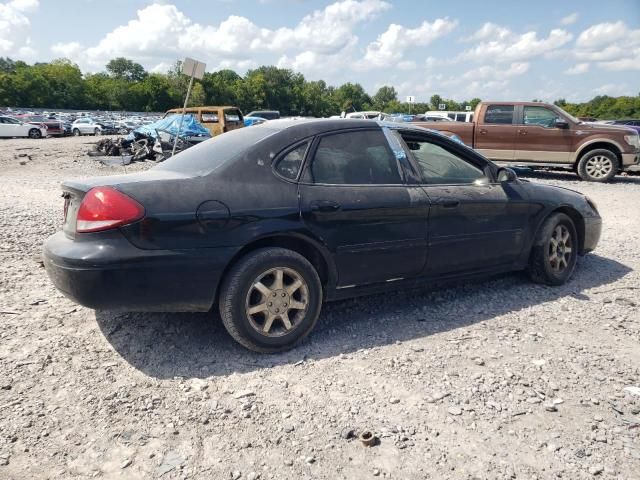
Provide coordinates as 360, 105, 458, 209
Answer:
479, 129, 488, 135
310, 200, 341, 212
435, 198, 460, 208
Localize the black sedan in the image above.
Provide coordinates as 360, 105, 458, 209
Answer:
44, 119, 602, 352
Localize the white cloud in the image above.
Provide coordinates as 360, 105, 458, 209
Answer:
458, 26, 572, 63
462, 22, 511, 42
359, 17, 458, 68
53, 0, 390, 74
0, 0, 38, 56
51, 41, 83, 59
461, 62, 530, 80
563, 63, 589, 75
594, 83, 632, 96
572, 21, 640, 72
576, 21, 629, 48
560, 12, 579, 26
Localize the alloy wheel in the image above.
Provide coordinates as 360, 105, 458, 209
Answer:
585, 155, 613, 179
245, 267, 309, 337
548, 224, 573, 273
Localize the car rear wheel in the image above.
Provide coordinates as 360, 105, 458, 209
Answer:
73, 128, 81, 136
576, 149, 618, 182
28, 128, 42, 139
528, 212, 578, 286
219, 247, 322, 353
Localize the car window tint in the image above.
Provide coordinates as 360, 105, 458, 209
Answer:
310, 130, 402, 185
523, 106, 558, 127
404, 139, 485, 185
484, 105, 514, 124
155, 126, 277, 176
275, 142, 308, 180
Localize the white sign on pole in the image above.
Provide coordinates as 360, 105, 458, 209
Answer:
405, 95, 415, 103
172, 57, 207, 156
465, 105, 472, 111
181, 57, 206, 80
438, 103, 446, 110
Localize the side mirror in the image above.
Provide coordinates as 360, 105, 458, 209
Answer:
554, 119, 569, 129
497, 167, 518, 183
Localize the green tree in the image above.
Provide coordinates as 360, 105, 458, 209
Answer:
106, 57, 147, 82
333, 82, 371, 113
430, 94, 443, 110
372, 86, 397, 111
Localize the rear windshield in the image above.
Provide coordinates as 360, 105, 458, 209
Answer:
154, 126, 278, 176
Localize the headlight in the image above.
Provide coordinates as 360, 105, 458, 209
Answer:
624, 134, 639, 148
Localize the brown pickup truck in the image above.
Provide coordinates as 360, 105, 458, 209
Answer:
419, 101, 640, 182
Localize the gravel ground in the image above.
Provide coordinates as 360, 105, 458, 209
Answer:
0, 135, 639, 480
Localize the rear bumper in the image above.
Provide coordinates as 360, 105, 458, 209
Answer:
43, 231, 239, 312
583, 216, 602, 254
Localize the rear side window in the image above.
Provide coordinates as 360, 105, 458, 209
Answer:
308, 130, 402, 185
201, 112, 219, 123
275, 142, 308, 180
484, 105, 514, 124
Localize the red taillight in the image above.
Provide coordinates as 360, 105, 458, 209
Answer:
76, 187, 144, 233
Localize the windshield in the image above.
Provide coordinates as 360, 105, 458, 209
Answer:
554, 105, 580, 124
154, 126, 278, 176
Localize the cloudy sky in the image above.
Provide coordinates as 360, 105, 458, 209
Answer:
1, 0, 639, 102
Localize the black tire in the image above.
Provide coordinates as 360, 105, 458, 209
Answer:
576, 149, 618, 182
28, 128, 42, 139
528, 212, 578, 286
73, 128, 81, 136
219, 247, 323, 353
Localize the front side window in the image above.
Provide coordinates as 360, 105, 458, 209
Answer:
403, 138, 486, 185
523, 106, 559, 128
484, 105, 514, 124
275, 142, 308, 180
309, 130, 402, 185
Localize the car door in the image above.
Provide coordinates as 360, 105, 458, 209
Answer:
223, 108, 244, 133
76, 119, 88, 133
474, 104, 517, 161
514, 105, 573, 163
200, 110, 222, 136
0, 118, 10, 137
396, 130, 530, 276
1, 117, 24, 137
298, 128, 430, 287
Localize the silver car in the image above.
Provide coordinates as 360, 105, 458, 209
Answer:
71, 118, 103, 136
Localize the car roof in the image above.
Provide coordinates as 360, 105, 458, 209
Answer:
250, 118, 440, 138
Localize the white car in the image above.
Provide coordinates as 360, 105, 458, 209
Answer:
71, 118, 103, 136
0, 116, 47, 138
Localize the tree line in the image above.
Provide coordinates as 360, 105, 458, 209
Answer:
0, 56, 639, 119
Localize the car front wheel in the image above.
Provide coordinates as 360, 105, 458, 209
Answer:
576, 149, 618, 182
528, 212, 578, 286
219, 247, 322, 353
